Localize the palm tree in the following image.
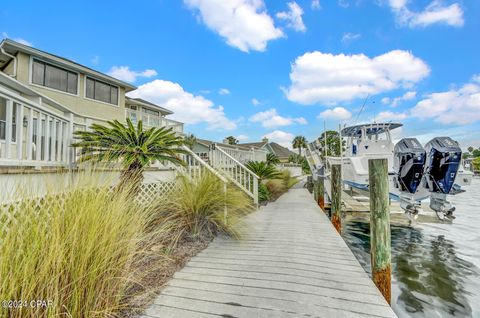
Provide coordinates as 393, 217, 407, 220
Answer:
184, 133, 197, 150
266, 153, 280, 165
72, 119, 186, 193
245, 161, 282, 181
292, 136, 307, 155
225, 136, 239, 145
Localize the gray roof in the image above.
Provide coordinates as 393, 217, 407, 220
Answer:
269, 142, 297, 159
238, 141, 268, 149
125, 97, 173, 115
0, 39, 137, 92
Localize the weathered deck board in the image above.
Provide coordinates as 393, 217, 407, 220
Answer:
140, 188, 397, 318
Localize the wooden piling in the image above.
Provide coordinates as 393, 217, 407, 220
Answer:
368, 159, 391, 305
331, 164, 341, 233
318, 176, 325, 211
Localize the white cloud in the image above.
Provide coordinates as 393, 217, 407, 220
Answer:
285, 50, 430, 105
382, 90, 416, 107
219, 88, 231, 95
338, 0, 350, 8
276, 2, 306, 32
375, 110, 409, 122
388, 0, 464, 28
236, 134, 249, 141
108, 66, 157, 83
411, 80, 480, 125
184, 0, 284, 52
311, 0, 321, 10
250, 108, 307, 128
2, 32, 32, 46
128, 79, 237, 130
472, 74, 480, 83
252, 98, 261, 106
262, 130, 295, 148
91, 55, 100, 65
317, 107, 352, 120
341, 32, 361, 44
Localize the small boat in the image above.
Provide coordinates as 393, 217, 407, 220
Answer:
311, 122, 471, 220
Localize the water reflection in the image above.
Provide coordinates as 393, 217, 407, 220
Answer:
343, 220, 478, 318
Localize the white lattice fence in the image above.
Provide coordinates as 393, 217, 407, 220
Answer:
0, 181, 178, 238
0, 192, 69, 238
135, 181, 178, 206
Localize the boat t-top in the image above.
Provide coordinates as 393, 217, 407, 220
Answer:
308, 122, 473, 220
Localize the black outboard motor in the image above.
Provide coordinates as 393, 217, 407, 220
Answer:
424, 137, 462, 219
394, 138, 426, 194
424, 137, 462, 194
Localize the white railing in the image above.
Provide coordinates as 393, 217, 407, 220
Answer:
217, 145, 267, 164
0, 89, 73, 167
125, 109, 183, 134
176, 146, 229, 222
210, 144, 259, 205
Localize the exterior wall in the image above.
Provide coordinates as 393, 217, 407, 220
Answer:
14, 52, 126, 122
192, 143, 210, 156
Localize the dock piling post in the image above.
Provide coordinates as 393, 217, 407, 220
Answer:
318, 175, 325, 211
331, 164, 342, 233
368, 158, 391, 305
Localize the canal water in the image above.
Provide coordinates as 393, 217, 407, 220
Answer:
342, 177, 480, 318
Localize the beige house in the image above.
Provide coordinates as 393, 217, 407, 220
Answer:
0, 39, 183, 169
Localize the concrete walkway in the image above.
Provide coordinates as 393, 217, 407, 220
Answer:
141, 188, 397, 318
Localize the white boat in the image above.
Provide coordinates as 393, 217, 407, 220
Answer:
314, 122, 471, 220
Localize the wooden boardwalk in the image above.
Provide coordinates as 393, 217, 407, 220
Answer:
141, 188, 397, 318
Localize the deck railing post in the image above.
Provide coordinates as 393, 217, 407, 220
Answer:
331, 164, 342, 233
368, 158, 391, 305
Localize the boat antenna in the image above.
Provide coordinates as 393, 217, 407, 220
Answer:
354, 94, 369, 125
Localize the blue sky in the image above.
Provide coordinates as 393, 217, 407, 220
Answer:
1, 0, 479, 148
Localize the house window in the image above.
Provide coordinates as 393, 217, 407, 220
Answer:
85, 77, 119, 105
32, 59, 78, 94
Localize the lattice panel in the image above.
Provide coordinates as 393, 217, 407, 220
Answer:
0, 181, 178, 239
135, 181, 178, 206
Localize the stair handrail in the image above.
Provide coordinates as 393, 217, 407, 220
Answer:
212, 144, 259, 205
179, 145, 229, 183
213, 144, 260, 179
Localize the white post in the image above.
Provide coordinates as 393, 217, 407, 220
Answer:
62, 122, 68, 164
16, 103, 24, 160
44, 115, 50, 161
26, 107, 33, 160
4, 99, 13, 159
35, 113, 42, 161
56, 120, 63, 162
50, 119, 57, 162
68, 113, 74, 167
253, 176, 259, 207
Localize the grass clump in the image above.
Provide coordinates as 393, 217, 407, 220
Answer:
0, 176, 157, 318
151, 173, 252, 248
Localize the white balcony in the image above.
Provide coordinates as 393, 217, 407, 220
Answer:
0, 88, 76, 168
125, 109, 183, 134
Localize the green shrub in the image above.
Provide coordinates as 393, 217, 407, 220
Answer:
245, 161, 282, 181
265, 179, 287, 201
0, 176, 157, 318
258, 183, 270, 203
151, 173, 252, 247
